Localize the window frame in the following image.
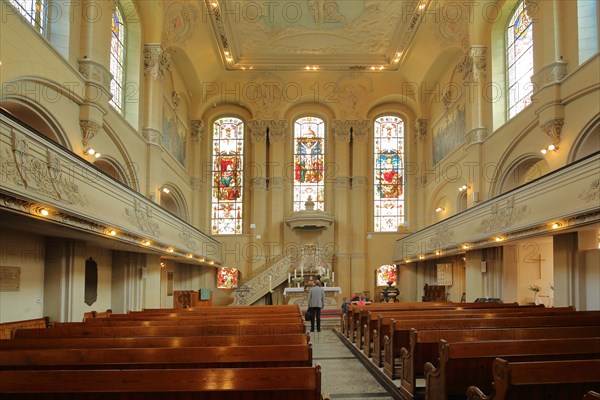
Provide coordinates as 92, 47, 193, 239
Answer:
109, 1, 127, 113
9, 0, 47, 35
292, 116, 326, 212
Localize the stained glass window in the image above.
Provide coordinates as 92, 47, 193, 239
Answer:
293, 117, 325, 211
211, 117, 244, 235
507, 1, 533, 118
110, 3, 126, 113
9, 0, 46, 34
217, 267, 239, 289
376, 265, 397, 287
374, 116, 404, 232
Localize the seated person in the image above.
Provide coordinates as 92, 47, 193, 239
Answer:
341, 297, 350, 315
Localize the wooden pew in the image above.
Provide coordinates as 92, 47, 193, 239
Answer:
0, 366, 328, 400
383, 312, 600, 380
371, 306, 569, 367
363, 306, 574, 358
0, 344, 313, 370
57, 316, 303, 327
137, 304, 300, 314
423, 338, 600, 400
13, 322, 307, 338
0, 317, 49, 339
82, 309, 112, 322
0, 333, 310, 349
585, 391, 600, 400
400, 326, 600, 399
466, 358, 600, 400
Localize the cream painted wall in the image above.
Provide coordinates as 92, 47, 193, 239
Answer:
583, 250, 600, 311
0, 229, 45, 323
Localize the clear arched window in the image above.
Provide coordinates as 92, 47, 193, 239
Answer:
507, 1, 534, 118
9, 0, 46, 34
211, 117, 244, 235
293, 117, 325, 211
374, 116, 404, 232
578, 0, 599, 64
109, 3, 126, 112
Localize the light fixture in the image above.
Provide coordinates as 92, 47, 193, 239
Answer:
541, 144, 559, 155
210, 1, 218, 8
462, 244, 469, 250
187, 254, 193, 258
40, 208, 49, 216
167, 248, 174, 253
208, 260, 215, 265
435, 250, 441, 255
405, 258, 411, 263
495, 237, 503, 242
142, 240, 151, 246
458, 185, 469, 192
160, 262, 166, 268
367, 233, 373, 240
162, 187, 170, 194
419, 255, 425, 260
435, 207, 444, 213
551, 222, 560, 229
199, 257, 206, 262
109, 229, 117, 236
370, 66, 376, 70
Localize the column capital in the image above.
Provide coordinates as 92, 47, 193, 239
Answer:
332, 120, 352, 143
144, 44, 171, 80
248, 120, 268, 143
268, 120, 287, 143
352, 120, 370, 143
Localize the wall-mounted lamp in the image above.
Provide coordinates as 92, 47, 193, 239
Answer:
162, 187, 170, 194
495, 237, 503, 242
109, 229, 117, 236
167, 248, 174, 253
40, 208, 49, 216
142, 240, 151, 246
419, 255, 425, 260
551, 222, 561, 229
435, 207, 444, 213
250, 223, 256, 229
458, 184, 469, 192
435, 250, 441, 255
84, 148, 101, 158
187, 254, 193, 258
462, 244, 470, 250
540, 144, 558, 155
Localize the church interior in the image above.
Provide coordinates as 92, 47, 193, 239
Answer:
0, 0, 599, 397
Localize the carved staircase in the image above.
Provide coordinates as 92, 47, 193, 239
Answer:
230, 253, 293, 306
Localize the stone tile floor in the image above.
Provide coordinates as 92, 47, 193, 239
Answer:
310, 329, 396, 400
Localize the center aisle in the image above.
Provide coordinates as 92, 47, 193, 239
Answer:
310, 329, 397, 400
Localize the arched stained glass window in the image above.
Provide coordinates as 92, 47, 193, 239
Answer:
374, 116, 404, 232
507, 1, 533, 118
376, 265, 397, 287
211, 117, 244, 235
9, 0, 46, 34
293, 117, 325, 211
109, 3, 126, 112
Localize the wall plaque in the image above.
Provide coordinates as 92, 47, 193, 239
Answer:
0, 266, 21, 292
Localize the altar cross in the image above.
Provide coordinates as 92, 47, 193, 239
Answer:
534, 254, 546, 279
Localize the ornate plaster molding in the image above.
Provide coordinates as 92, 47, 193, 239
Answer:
540, 118, 564, 146
124, 198, 161, 236
268, 120, 287, 143
248, 120, 268, 143
179, 227, 199, 251
190, 120, 204, 143
466, 127, 488, 145
428, 223, 455, 249
531, 61, 567, 91
269, 177, 285, 190
189, 177, 203, 191
79, 120, 101, 147
142, 127, 162, 146
171, 91, 181, 108
250, 177, 268, 190
352, 176, 368, 189
337, 74, 373, 119
78, 59, 112, 92
334, 176, 351, 189
162, 1, 199, 44
144, 44, 171, 80
476, 196, 530, 234
578, 178, 599, 203
415, 118, 428, 142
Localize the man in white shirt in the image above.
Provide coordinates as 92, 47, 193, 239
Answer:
307, 280, 325, 332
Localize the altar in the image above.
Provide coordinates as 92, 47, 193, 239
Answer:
283, 286, 342, 310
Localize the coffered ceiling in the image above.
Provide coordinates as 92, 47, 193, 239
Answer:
204, 0, 430, 71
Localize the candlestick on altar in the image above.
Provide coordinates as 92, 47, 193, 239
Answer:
288, 273, 291, 283
301, 265, 304, 277
332, 272, 334, 282
326, 268, 329, 277
294, 269, 297, 279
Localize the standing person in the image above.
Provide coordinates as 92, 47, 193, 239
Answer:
307, 280, 325, 332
